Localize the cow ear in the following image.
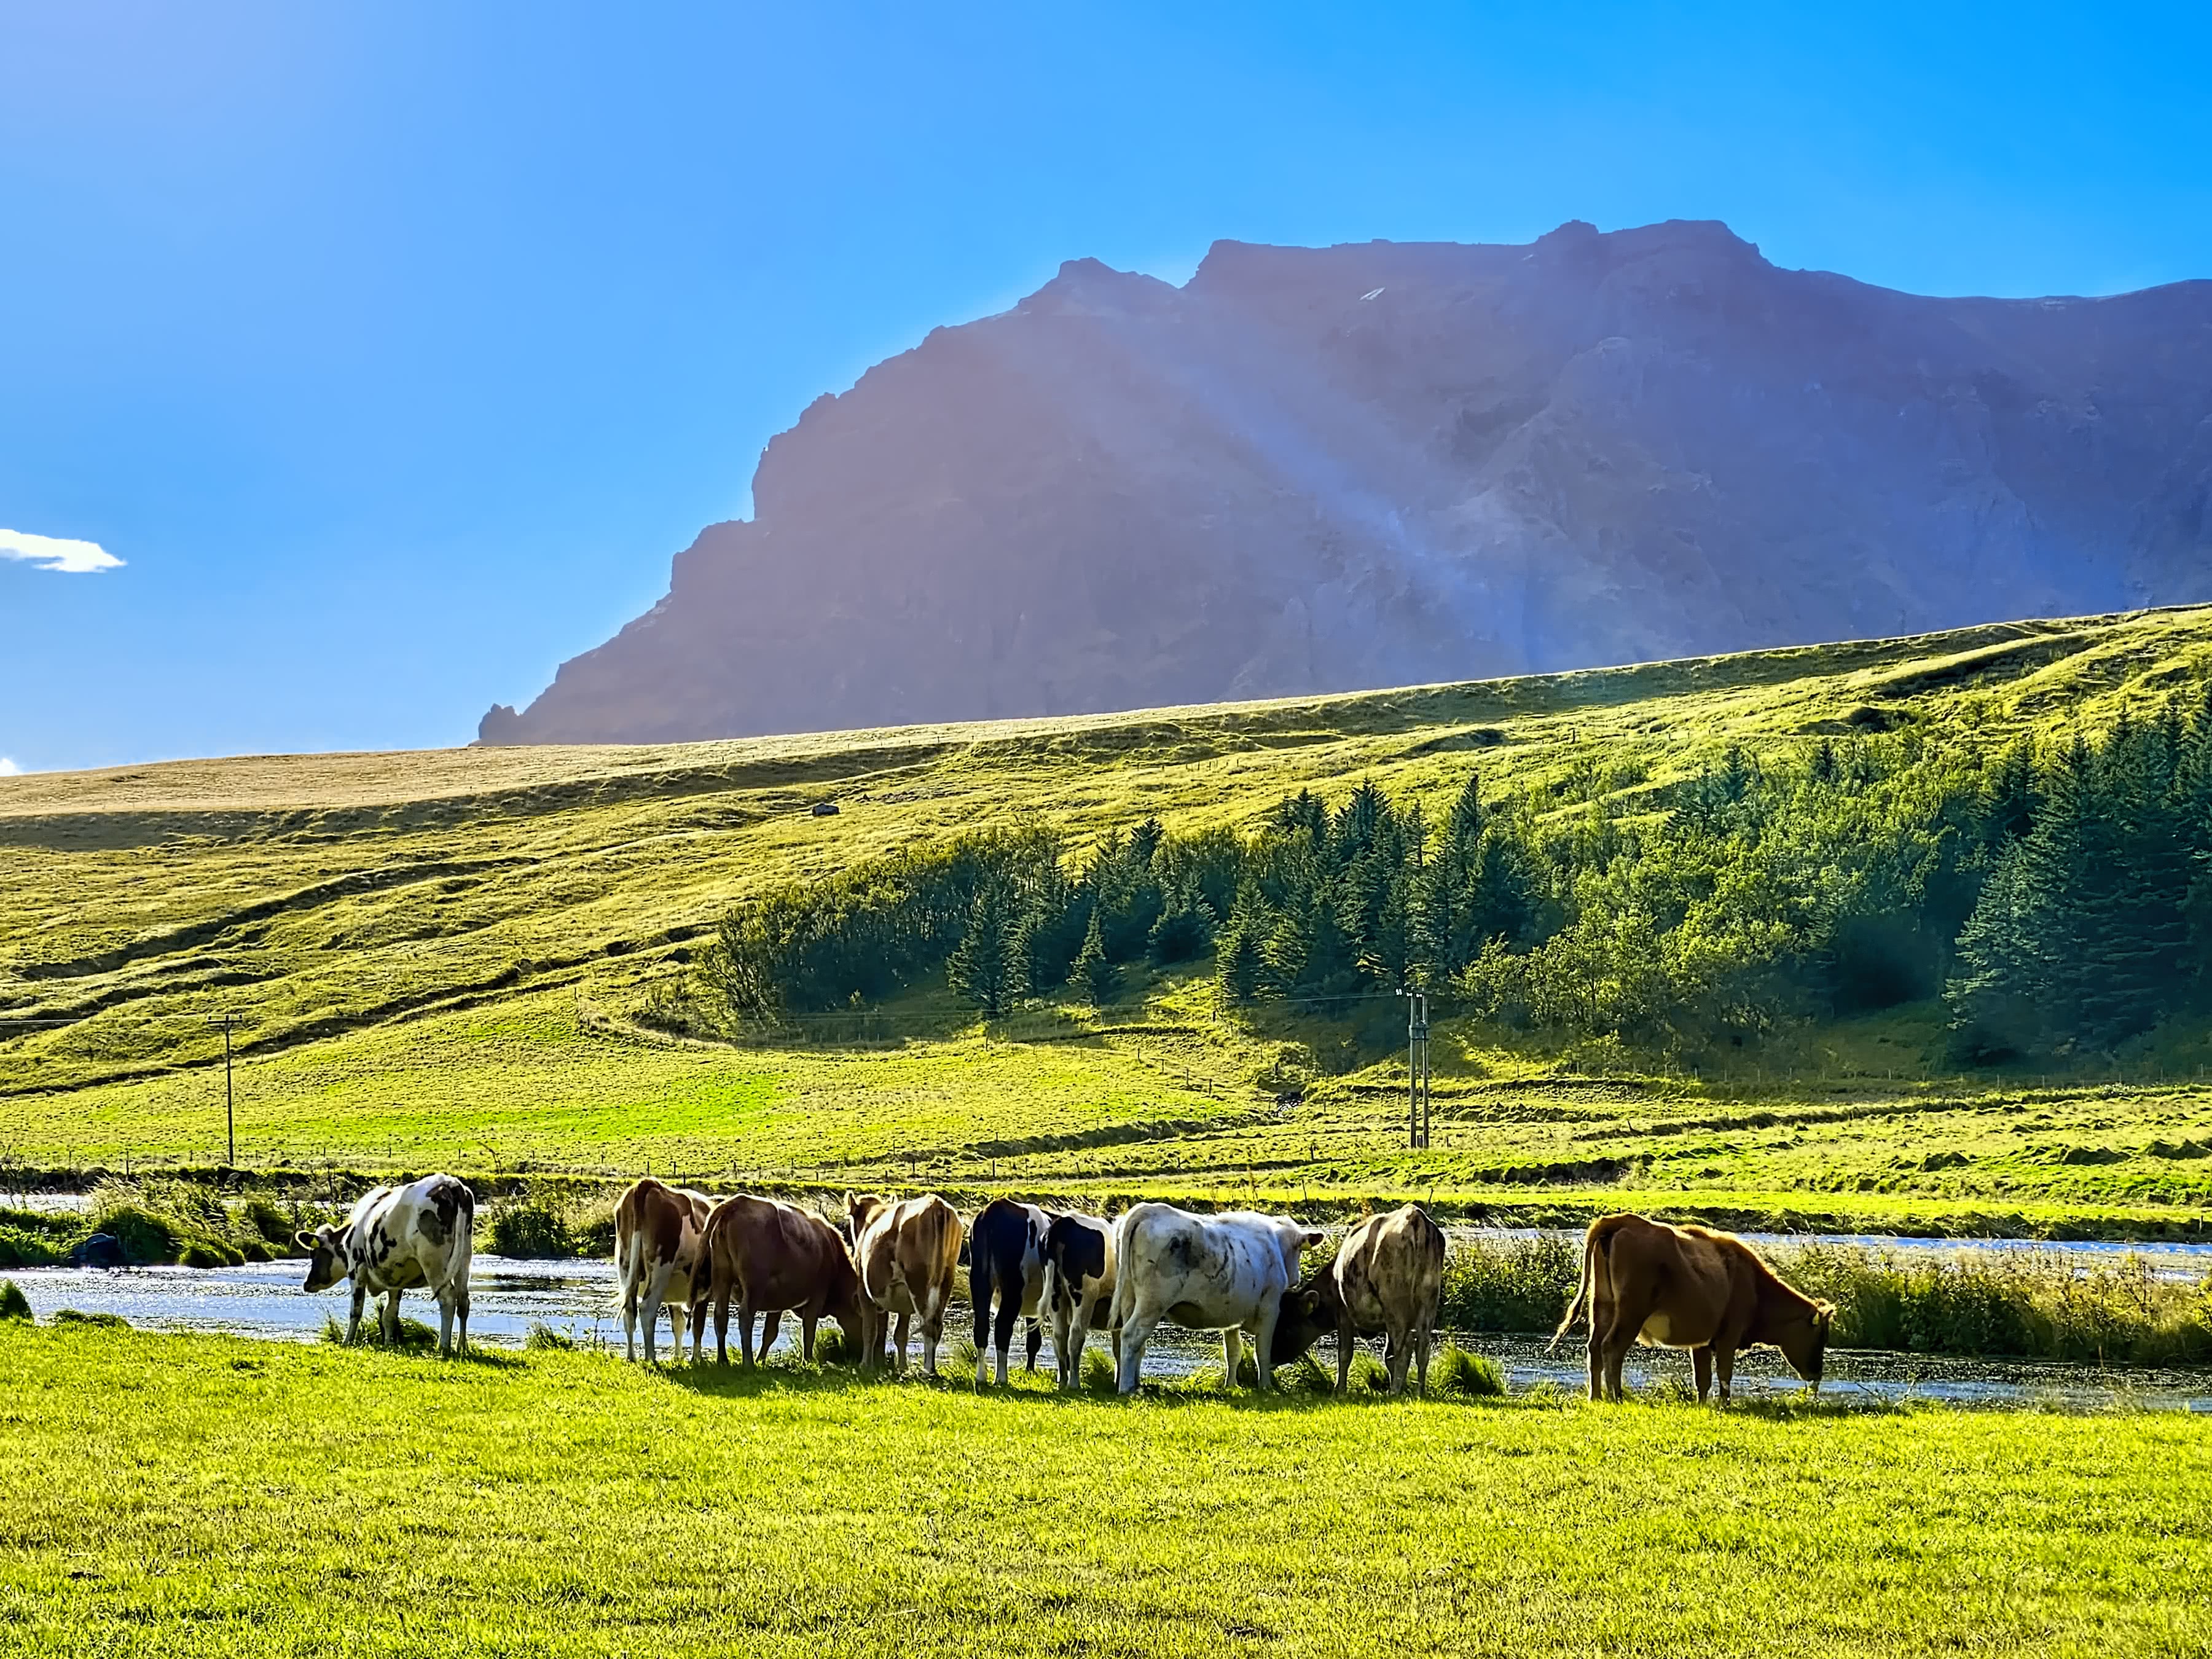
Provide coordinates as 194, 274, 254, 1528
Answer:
842, 1191, 858, 1210
1300, 1230, 1327, 1249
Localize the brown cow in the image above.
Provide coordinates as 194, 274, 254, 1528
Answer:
1311, 1204, 1446, 1395
845, 1191, 963, 1377
1553, 1213, 1834, 1404
613, 1178, 717, 1364
692, 1193, 862, 1367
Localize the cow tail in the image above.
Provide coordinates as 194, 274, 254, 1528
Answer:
1550, 1226, 1601, 1352
968, 1243, 994, 1339
1107, 1210, 1137, 1333
617, 1214, 643, 1308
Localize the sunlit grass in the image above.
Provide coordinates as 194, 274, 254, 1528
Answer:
1, 1324, 2208, 1656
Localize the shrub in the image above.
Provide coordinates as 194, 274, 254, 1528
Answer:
1079, 1348, 1118, 1394
485, 1193, 581, 1258
1344, 1351, 1390, 1394
0, 1279, 31, 1321
812, 1323, 857, 1368
524, 1322, 575, 1351
51, 1309, 129, 1330
1430, 1345, 1507, 1398
1437, 1234, 1582, 1332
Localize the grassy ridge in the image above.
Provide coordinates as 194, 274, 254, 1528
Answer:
12, 609, 2212, 1231
1, 1324, 2208, 1657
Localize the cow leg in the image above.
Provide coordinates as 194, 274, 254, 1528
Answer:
1692, 1346, 1713, 1403
640, 1260, 678, 1365
739, 1301, 756, 1367
1116, 1312, 1155, 1395
436, 1287, 455, 1358
712, 1285, 734, 1367
668, 1299, 688, 1363
1414, 1322, 1432, 1396
1222, 1327, 1243, 1390
621, 1276, 638, 1362
382, 1289, 401, 1347
800, 1312, 818, 1363
992, 1282, 1021, 1387
1714, 1345, 1736, 1407
1058, 1298, 1087, 1389
1024, 1314, 1041, 1376
1253, 1294, 1281, 1392
1336, 1309, 1356, 1394
346, 1282, 367, 1345
1386, 1326, 1411, 1396
892, 1311, 912, 1376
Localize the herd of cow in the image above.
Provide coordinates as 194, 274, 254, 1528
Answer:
293, 1173, 1837, 1403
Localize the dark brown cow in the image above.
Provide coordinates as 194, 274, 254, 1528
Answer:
692, 1193, 862, 1366
613, 1178, 716, 1364
1311, 1204, 1446, 1395
846, 1191, 963, 1377
1553, 1213, 1835, 1403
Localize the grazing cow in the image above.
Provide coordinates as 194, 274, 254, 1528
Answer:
613, 1179, 717, 1365
1040, 1210, 1116, 1389
1110, 1203, 1326, 1394
969, 1198, 1050, 1386
846, 1192, 963, 1377
692, 1193, 862, 1366
1553, 1212, 1835, 1404
296, 1174, 475, 1356
1309, 1204, 1447, 1395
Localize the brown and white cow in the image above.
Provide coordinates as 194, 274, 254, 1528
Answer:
1552, 1212, 1835, 1404
845, 1191, 963, 1378
1311, 1204, 1446, 1395
613, 1178, 717, 1364
692, 1193, 862, 1366
296, 1174, 475, 1356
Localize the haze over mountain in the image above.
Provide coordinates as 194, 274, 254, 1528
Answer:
482, 218, 2212, 746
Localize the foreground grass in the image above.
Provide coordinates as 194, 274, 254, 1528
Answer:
2, 1327, 2210, 1657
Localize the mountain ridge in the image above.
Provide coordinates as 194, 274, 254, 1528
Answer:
482, 218, 2212, 746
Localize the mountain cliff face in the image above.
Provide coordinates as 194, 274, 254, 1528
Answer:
481, 219, 2212, 745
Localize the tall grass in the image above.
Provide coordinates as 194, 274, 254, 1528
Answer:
1430, 1234, 2212, 1367
1780, 1243, 2212, 1367
484, 1188, 618, 1259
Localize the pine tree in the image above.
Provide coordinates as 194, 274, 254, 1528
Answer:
947, 884, 1021, 1018
1073, 906, 1118, 1006
1214, 915, 1263, 1006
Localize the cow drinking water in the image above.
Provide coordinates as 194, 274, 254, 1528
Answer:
1314, 1204, 1446, 1395
1553, 1212, 1835, 1403
296, 1174, 475, 1357
847, 1192, 963, 1377
692, 1193, 861, 1366
969, 1198, 1049, 1387
1040, 1209, 1116, 1389
1110, 1203, 1325, 1394
613, 1178, 717, 1364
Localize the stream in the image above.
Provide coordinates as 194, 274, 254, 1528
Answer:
7, 1249, 2209, 1410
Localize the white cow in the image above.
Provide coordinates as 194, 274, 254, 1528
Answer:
1110, 1203, 1325, 1394
297, 1174, 475, 1356
1041, 1210, 1117, 1389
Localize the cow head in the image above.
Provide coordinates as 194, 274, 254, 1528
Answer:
294, 1225, 351, 1293
843, 1191, 885, 1244
1269, 1273, 1343, 1366
1777, 1298, 1835, 1392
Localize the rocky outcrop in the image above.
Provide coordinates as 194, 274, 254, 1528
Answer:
483, 219, 2212, 745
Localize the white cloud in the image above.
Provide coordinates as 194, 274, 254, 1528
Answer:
0, 758, 20, 776
0, 528, 123, 574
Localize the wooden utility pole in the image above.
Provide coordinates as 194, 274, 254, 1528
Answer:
1400, 989, 1430, 1149
206, 1013, 244, 1167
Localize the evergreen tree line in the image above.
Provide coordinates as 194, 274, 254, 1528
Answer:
697, 683, 2212, 1061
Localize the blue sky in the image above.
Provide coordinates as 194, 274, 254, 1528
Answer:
4, 1, 2208, 774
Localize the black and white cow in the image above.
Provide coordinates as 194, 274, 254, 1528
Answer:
1110, 1202, 1325, 1394
296, 1174, 475, 1356
969, 1197, 1050, 1387
1040, 1210, 1116, 1389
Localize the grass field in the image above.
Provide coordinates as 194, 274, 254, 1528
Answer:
12, 608, 2212, 1234
1, 1324, 2207, 1657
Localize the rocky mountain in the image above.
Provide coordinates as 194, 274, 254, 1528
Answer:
481, 219, 2212, 745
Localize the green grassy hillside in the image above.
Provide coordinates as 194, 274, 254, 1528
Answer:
11, 607, 2212, 1233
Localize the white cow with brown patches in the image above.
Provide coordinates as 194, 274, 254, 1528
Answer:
614, 1177, 718, 1364
297, 1174, 476, 1356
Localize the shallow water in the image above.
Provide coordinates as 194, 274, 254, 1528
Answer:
8, 1252, 2208, 1410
